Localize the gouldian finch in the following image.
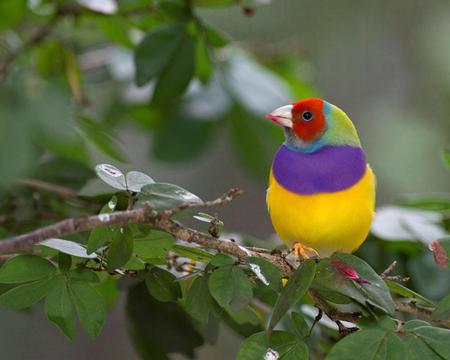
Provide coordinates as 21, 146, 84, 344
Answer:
266, 98, 375, 258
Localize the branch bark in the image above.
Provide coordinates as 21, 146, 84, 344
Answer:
0, 189, 293, 275
1, 188, 449, 329
395, 301, 450, 329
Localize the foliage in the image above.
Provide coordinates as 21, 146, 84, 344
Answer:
0, 0, 449, 359
0, 162, 448, 358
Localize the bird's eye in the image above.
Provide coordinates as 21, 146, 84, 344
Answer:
302, 111, 313, 121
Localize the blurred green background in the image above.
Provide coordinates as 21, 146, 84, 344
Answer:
0, 0, 449, 358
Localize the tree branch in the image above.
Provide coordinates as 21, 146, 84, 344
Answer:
0, 15, 60, 82
18, 178, 93, 205
0, 3, 155, 83
309, 289, 362, 323
1, 188, 449, 329
395, 301, 450, 329
0, 189, 293, 275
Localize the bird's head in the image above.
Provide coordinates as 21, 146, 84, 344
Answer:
266, 98, 361, 152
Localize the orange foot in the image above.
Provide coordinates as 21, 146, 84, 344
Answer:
293, 243, 320, 259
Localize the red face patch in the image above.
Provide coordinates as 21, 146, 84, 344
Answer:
291, 98, 326, 141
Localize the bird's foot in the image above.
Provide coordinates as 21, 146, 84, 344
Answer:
293, 243, 320, 259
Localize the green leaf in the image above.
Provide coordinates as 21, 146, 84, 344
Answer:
208, 267, 233, 307
204, 25, 229, 47
123, 255, 146, 270
326, 329, 406, 360
145, 267, 182, 302
39, 238, 97, 259
246, 257, 282, 292
107, 226, 134, 270
133, 230, 174, 258
0, 113, 33, 188
404, 324, 450, 359
152, 32, 196, 104
152, 113, 217, 162
193, 0, 236, 7
208, 266, 253, 310
291, 312, 310, 338
78, 117, 125, 162
94, 276, 119, 308
237, 331, 309, 360
403, 333, 441, 360
127, 282, 204, 359
45, 276, 75, 340
195, 35, 212, 84
34, 40, 65, 77
0, 255, 56, 284
312, 253, 395, 314
139, 182, 202, 211
88, 196, 117, 254
186, 276, 214, 324
69, 281, 106, 339
403, 320, 431, 331
385, 280, 435, 307
210, 254, 235, 267
0, 0, 26, 30
227, 306, 261, 326
58, 252, 72, 272
134, 24, 183, 86
0, 278, 55, 309
96, 16, 133, 48
268, 259, 316, 332
68, 269, 100, 283
171, 244, 214, 263
33, 156, 94, 190
432, 295, 450, 321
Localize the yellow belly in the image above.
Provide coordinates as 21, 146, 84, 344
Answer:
267, 166, 376, 257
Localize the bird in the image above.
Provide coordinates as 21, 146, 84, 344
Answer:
266, 98, 375, 258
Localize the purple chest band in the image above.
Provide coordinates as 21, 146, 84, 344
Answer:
272, 145, 366, 195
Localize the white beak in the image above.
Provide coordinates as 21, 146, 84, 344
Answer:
266, 104, 293, 128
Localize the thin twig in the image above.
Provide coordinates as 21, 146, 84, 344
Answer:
395, 301, 450, 329
161, 187, 243, 217
381, 260, 409, 282
0, 15, 60, 82
0, 189, 447, 327
18, 178, 92, 205
0, 189, 293, 275
0, 3, 155, 83
381, 261, 397, 278
309, 289, 361, 336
